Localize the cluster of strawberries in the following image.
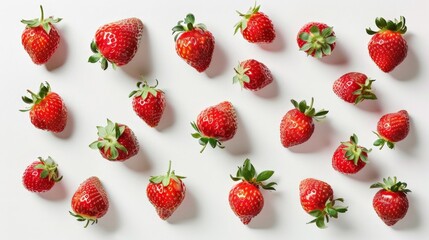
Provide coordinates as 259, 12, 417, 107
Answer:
20, 4, 411, 229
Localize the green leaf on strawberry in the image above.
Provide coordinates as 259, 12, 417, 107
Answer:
230, 159, 276, 190
89, 119, 128, 160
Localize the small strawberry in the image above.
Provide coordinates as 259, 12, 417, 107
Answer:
229, 159, 276, 225
373, 110, 410, 149
89, 18, 144, 70
172, 14, 215, 72
299, 178, 348, 228
21, 82, 68, 133
21, 5, 62, 64
69, 177, 109, 228
297, 22, 336, 58
147, 161, 186, 220
370, 176, 410, 226
233, 59, 273, 91
22, 156, 62, 193
234, 4, 276, 43
89, 119, 139, 161
280, 98, 328, 148
191, 101, 237, 153
332, 134, 371, 174
366, 16, 408, 72
333, 72, 377, 104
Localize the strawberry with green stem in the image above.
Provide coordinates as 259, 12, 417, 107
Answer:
373, 110, 410, 149
234, 4, 276, 43
332, 134, 371, 174
297, 22, 336, 58
22, 156, 63, 193
233, 59, 273, 91
333, 72, 377, 104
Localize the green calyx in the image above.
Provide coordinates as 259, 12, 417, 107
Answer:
21, 5, 62, 34
233, 4, 260, 35
307, 198, 348, 229
370, 176, 411, 193
233, 62, 250, 88
89, 119, 128, 160
35, 156, 63, 182
230, 159, 276, 191
191, 122, 224, 153
129, 79, 159, 99
172, 13, 207, 41
149, 160, 186, 186
366, 16, 407, 35
341, 134, 371, 165
88, 40, 117, 70
20, 81, 52, 112
291, 98, 329, 121
69, 211, 98, 228
353, 78, 377, 104
373, 131, 395, 150
299, 25, 336, 58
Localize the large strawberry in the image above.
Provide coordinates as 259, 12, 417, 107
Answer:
229, 159, 276, 225
233, 59, 273, 91
234, 4, 276, 43
69, 177, 109, 228
89, 119, 139, 161
332, 134, 371, 174
373, 110, 410, 149
366, 16, 408, 72
21, 82, 68, 133
172, 14, 215, 72
89, 18, 143, 70
370, 176, 410, 226
297, 22, 336, 58
299, 178, 348, 228
21, 5, 62, 64
147, 161, 186, 220
191, 101, 237, 153
333, 72, 377, 104
22, 156, 62, 193
280, 98, 328, 148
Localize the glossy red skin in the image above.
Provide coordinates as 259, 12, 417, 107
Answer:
146, 179, 186, 220
241, 59, 273, 91
296, 22, 336, 57
280, 109, 314, 148
368, 31, 407, 72
30, 92, 67, 133
22, 24, 60, 64
333, 72, 368, 103
377, 110, 410, 142
332, 143, 367, 174
22, 161, 56, 192
132, 90, 166, 127
229, 181, 264, 225
71, 177, 109, 219
242, 12, 275, 43
99, 124, 139, 161
373, 189, 409, 226
196, 101, 237, 142
299, 178, 333, 213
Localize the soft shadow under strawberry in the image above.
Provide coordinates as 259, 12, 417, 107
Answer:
45, 27, 68, 71
37, 181, 67, 201
289, 120, 334, 153
156, 100, 175, 131
53, 106, 74, 139
167, 188, 199, 224
123, 148, 152, 173
205, 42, 229, 78
390, 35, 420, 81
121, 26, 152, 79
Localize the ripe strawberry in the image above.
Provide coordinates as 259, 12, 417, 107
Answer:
333, 72, 377, 104
370, 177, 410, 226
22, 156, 62, 193
191, 101, 237, 152
280, 98, 328, 148
21, 82, 68, 133
299, 178, 348, 228
147, 161, 186, 220
332, 134, 371, 174
69, 177, 109, 228
234, 4, 276, 43
229, 159, 276, 225
89, 18, 143, 70
172, 14, 215, 72
297, 22, 336, 58
373, 110, 410, 149
366, 16, 408, 72
233, 59, 273, 91
21, 5, 62, 64
89, 119, 139, 161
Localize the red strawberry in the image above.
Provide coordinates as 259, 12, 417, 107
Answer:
374, 110, 410, 149
89, 119, 139, 161
147, 161, 186, 220
89, 18, 143, 70
234, 4, 276, 43
370, 177, 410, 226
21, 82, 68, 133
22, 156, 62, 193
229, 159, 276, 225
332, 134, 371, 174
191, 101, 237, 152
366, 16, 408, 72
69, 177, 109, 228
333, 72, 377, 104
280, 98, 328, 148
21, 5, 62, 64
299, 178, 348, 228
172, 14, 215, 72
297, 22, 336, 58
233, 59, 273, 91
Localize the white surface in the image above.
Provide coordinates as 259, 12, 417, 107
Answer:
1, 0, 428, 239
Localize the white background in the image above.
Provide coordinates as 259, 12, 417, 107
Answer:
1, 0, 428, 239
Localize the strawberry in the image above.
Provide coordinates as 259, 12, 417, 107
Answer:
89, 18, 143, 70
233, 59, 273, 91
89, 119, 139, 161
191, 101, 237, 153
297, 22, 336, 58
332, 134, 371, 174
229, 159, 276, 225
373, 110, 410, 149
22, 156, 62, 192
333, 72, 377, 104
21, 82, 68, 133
366, 16, 408, 72
172, 14, 215, 72
21, 5, 62, 65
129, 79, 166, 127
69, 176, 109, 228
147, 161, 186, 220
299, 178, 348, 228
370, 177, 410, 226
234, 4, 276, 43
280, 98, 328, 148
